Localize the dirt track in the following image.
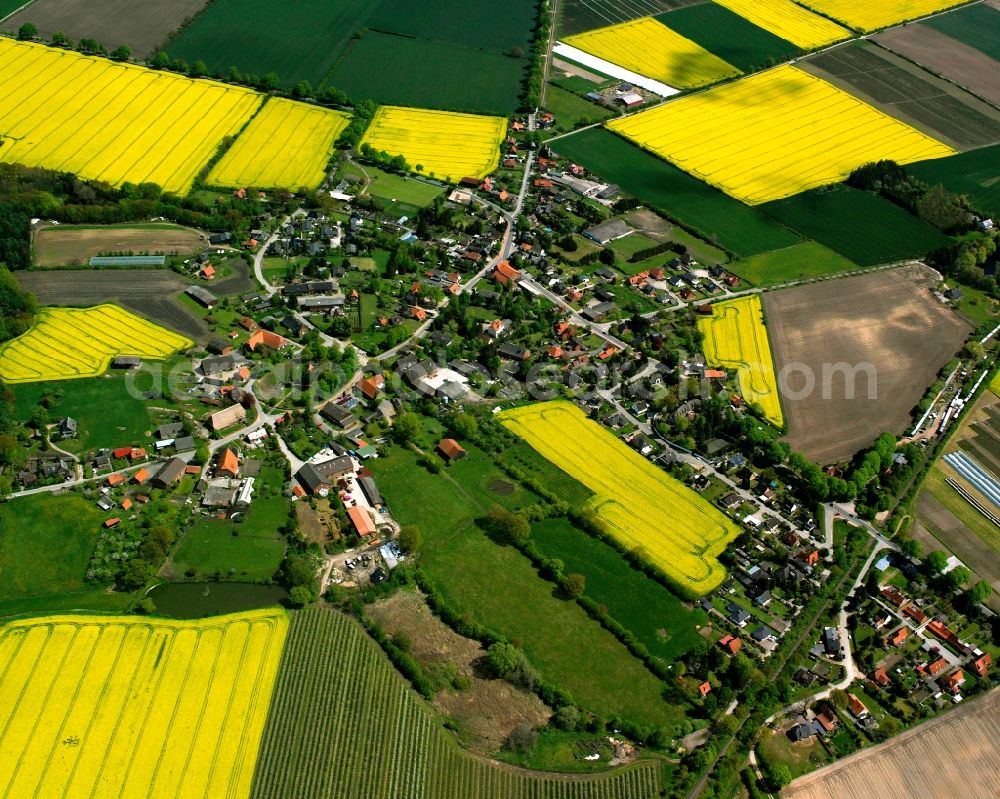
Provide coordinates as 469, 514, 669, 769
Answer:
783, 688, 1000, 799
763, 266, 970, 464
875, 25, 1000, 108
1, 0, 209, 57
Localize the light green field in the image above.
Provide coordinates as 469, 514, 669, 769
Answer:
728, 241, 858, 287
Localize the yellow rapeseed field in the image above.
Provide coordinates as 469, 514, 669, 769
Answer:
800, 0, 969, 32
0, 39, 261, 194
713, 0, 850, 48
500, 401, 740, 594
564, 17, 740, 88
699, 295, 784, 427
608, 65, 955, 204
0, 609, 287, 798
0, 304, 191, 383
359, 105, 506, 182
208, 98, 351, 190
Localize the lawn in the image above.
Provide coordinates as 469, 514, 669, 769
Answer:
543, 84, 614, 133
727, 241, 858, 287
552, 128, 801, 258
370, 444, 681, 729
501, 439, 595, 508
924, 4, 1000, 61
655, 4, 800, 71
0, 493, 132, 617
328, 32, 526, 115
908, 143, 1000, 218
13, 376, 155, 452
367, 167, 444, 216
532, 518, 707, 663
760, 186, 952, 266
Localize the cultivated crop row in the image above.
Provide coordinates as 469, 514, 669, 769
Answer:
359, 105, 507, 182
608, 65, 954, 204
698, 294, 784, 427
250, 607, 664, 798
564, 17, 740, 88
499, 401, 740, 595
0, 39, 261, 193
209, 98, 351, 190
0, 610, 287, 798
0, 304, 192, 383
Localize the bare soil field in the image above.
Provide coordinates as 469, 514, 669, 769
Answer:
763, 265, 970, 464
15, 269, 207, 341
34, 223, 206, 267
875, 25, 1000, 107
783, 687, 1000, 799
368, 589, 550, 754
800, 41, 1000, 150
1, 0, 209, 58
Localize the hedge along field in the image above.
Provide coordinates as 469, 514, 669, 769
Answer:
607, 65, 956, 205
698, 295, 784, 427
712, 0, 849, 49
760, 185, 953, 266
327, 32, 527, 115
0, 39, 261, 194
360, 106, 506, 182
0, 610, 287, 798
908, 144, 1000, 218
208, 99, 351, 190
167, 0, 383, 88
801, 0, 971, 32
551, 128, 801, 257
563, 17, 740, 89
500, 401, 740, 595
250, 607, 664, 799
531, 518, 708, 663
654, 4, 801, 72
0, 304, 192, 383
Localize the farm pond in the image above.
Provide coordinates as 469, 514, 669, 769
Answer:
147, 582, 287, 618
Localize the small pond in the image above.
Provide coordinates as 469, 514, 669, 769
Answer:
146, 582, 288, 619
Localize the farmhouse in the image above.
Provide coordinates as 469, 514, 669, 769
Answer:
247, 329, 290, 351
217, 447, 240, 478
207, 404, 246, 432
320, 401, 358, 431
153, 457, 186, 488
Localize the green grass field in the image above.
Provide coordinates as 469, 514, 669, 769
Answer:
727, 241, 859, 287
168, 0, 380, 87
251, 607, 665, 798
908, 144, 1000, 218
502, 439, 595, 507
543, 84, 614, 133
655, 4, 800, 71
0, 493, 132, 618
370, 445, 680, 728
367, 167, 444, 216
170, 515, 286, 580
760, 186, 952, 266
328, 32, 526, 114
532, 518, 707, 663
924, 4, 1000, 61
13, 377, 154, 452
553, 128, 801, 257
